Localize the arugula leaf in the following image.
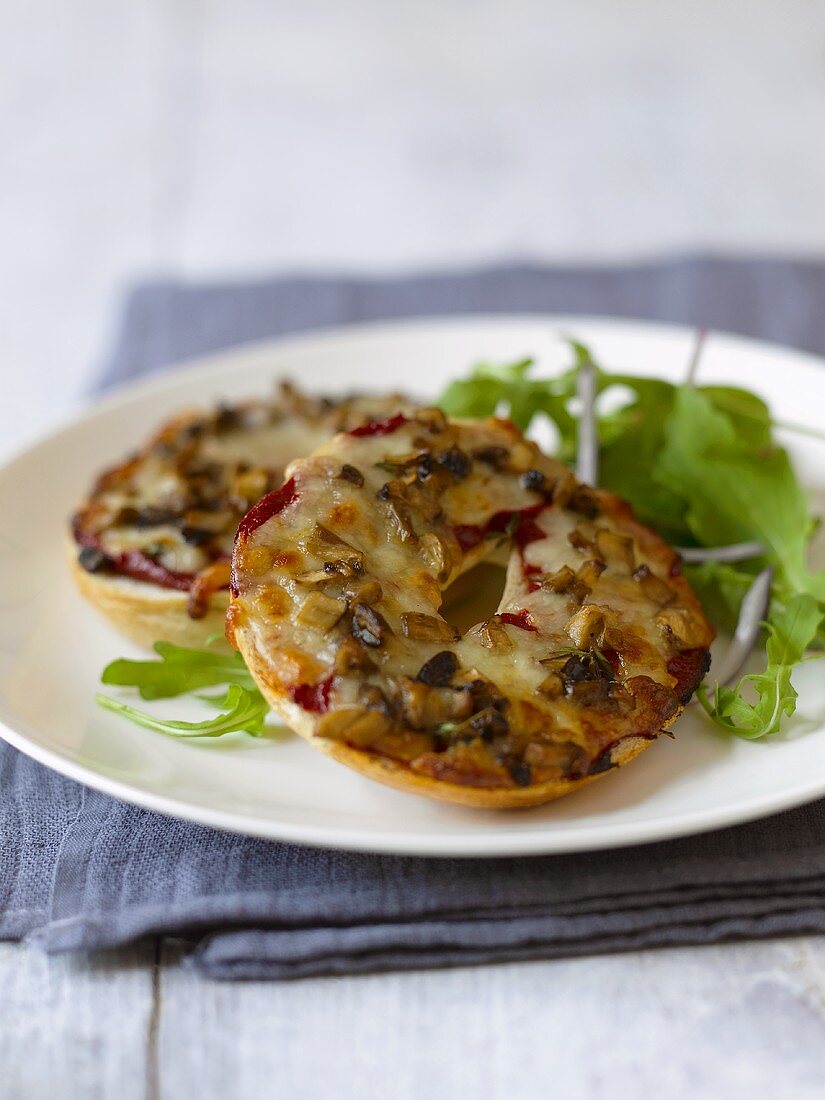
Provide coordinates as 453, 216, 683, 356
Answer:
698, 595, 824, 738
98, 642, 277, 740
595, 373, 690, 542
684, 560, 759, 636
654, 386, 820, 596
439, 357, 533, 423
698, 385, 772, 449
439, 357, 579, 446
593, 375, 773, 542
101, 641, 256, 700
96, 683, 270, 739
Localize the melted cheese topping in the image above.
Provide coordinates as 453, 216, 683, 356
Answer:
231, 410, 715, 792
72, 385, 414, 614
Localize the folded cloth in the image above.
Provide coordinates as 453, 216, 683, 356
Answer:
3, 256, 825, 980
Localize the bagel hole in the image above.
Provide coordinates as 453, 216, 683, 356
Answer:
441, 562, 508, 635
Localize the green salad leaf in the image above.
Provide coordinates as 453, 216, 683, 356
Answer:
439, 356, 579, 446
101, 641, 257, 700
698, 595, 824, 738
98, 640, 274, 740
653, 386, 819, 595
97, 683, 269, 739
682, 560, 756, 636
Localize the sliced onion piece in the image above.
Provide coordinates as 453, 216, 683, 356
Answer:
575, 358, 599, 487
684, 327, 708, 386
692, 566, 773, 695
677, 541, 765, 564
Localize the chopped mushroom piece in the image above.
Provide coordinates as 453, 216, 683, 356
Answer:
315, 706, 392, 748
401, 612, 460, 644
232, 467, 270, 502
507, 441, 534, 474
296, 591, 348, 631
655, 606, 708, 647
322, 558, 364, 579
473, 445, 510, 469
416, 650, 460, 687
570, 559, 606, 602
78, 547, 109, 574
520, 468, 546, 492
477, 615, 515, 651
351, 602, 391, 647
186, 561, 232, 619
633, 564, 676, 606
338, 464, 365, 487
567, 520, 598, 552
595, 529, 635, 572
415, 407, 448, 434
541, 565, 577, 594
301, 524, 363, 569
333, 636, 376, 674
295, 568, 332, 587
566, 485, 600, 518
343, 578, 383, 605
537, 671, 564, 698
438, 446, 471, 480
419, 532, 453, 582
550, 469, 578, 507
400, 678, 471, 729
384, 500, 418, 544
565, 604, 606, 648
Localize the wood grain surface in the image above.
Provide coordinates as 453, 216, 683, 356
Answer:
4, 936, 825, 1099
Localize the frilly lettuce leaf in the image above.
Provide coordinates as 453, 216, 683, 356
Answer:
97, 683, 270, 739
698, 595, 824, 738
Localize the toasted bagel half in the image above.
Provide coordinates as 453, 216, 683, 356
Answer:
69, 543, 230, 650
70, 384, 413, 648
230, 408, 714, 809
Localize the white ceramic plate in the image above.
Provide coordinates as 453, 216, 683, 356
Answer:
2, 316, 824, 856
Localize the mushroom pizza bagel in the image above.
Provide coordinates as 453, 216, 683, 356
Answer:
71, 384, 414, 649
230, 408, 714, 809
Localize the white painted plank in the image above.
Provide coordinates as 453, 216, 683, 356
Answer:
0, 941, 155, 1100
2, 930, 825, 1099
158, 936, 825, 1100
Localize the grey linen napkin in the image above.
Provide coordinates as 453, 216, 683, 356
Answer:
3, 257, 825, 980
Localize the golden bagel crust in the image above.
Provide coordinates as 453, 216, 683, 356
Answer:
231, 409, 714, 809
307, 730, 654, 809
239, 636, 661, 808
70, 384, 414, 648
69, 543, 230, 650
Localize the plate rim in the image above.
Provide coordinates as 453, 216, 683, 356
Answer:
6, 310, 825, 470
3, 312, 825, 857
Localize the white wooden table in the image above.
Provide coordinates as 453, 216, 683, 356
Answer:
5, 936, 825, 1098
4, 2, 825, 1094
